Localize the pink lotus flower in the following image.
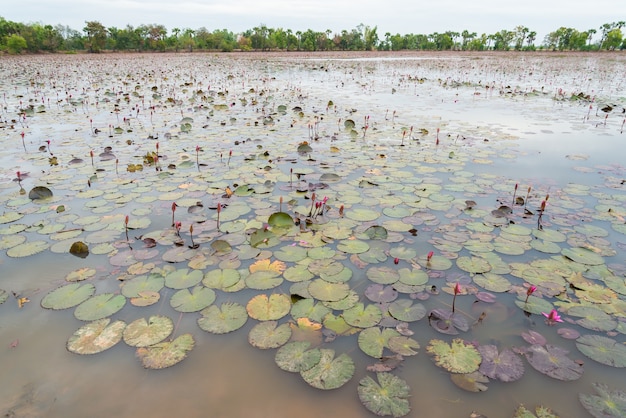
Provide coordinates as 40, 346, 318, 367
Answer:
542, 309, 563, 325
454, 282, 461, 296
525, 285, 537, 303
427, 251, 434, 262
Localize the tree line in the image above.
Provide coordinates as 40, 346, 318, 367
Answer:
1, 16, 624, 54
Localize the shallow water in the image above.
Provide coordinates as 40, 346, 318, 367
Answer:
1, 52, 625, 418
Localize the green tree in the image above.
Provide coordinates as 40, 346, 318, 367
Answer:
364, 25, 378, 50
604, 28, 623, 50
83, 21, 107, 52
6, 33, 27, 53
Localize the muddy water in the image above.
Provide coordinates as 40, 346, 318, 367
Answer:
1, 52, 625, 418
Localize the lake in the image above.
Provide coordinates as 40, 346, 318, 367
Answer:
1, 51, 625, 418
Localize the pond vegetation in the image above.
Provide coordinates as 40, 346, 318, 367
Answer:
0, 51, 625, 417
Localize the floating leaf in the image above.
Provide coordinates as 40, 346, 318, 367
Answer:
123, 316, 173, 347
388, 336, 420, 357
170, 286, 216, 312
358, 327, 400, 358
275, 341, 322, 373
358, 372, 411, 417
41, 283, 96, 310
28, 186, 53, 200
457, 256, 492, 274
450, 371, 489, 393
579, 382, 626, 418
568, 306, 617, 331
388, 299, 426, 322
121, 274, 165, 298
308, 279, 350, 302
246, 293, 291, 321
300, 349, 355, 390
198, 302, 248, 334
136, 333, 194, 369
248, 320, 291, 349
343, 303, 383, 328
575, 335, 626, 367
525, 344, 584, 381
67, 318, 126, 355
478, 344, 524, 382
561, 247, 605, 266
268, 212, 294, 228
428, 308, 469, 335
74, 293, 126, 321
426, 338, 482, 373
365, 284, 398, 303
69, 241, 89, 258
6, 240, 49, 257
164, 268, 203, 289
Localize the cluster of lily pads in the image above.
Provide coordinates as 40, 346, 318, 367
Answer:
1, 53, 626, 417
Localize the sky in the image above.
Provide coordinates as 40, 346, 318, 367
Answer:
3, 0, 625, 43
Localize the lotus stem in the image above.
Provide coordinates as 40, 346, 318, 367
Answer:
125, 215, 129, 242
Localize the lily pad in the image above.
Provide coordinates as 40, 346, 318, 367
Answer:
41, 282, 96, 310
275, 341, 322, 373
450, 371, 489, 393
123, 316, 174, 347
575, 335, 626, 367
358, 372, 411, 417
308, 279, 350, 302
525, 344, 584, 381
74, 293, 126, 321
246, 293, 291, 321
121, 274, 165, 298
358, 327, 401, 358
427, 308, 469, 335
478, 344, 524, 382
300, 349, 355, 390
365, 284, 398, 303
164, 268, 203, 289
198, 302, 248, 334
426, 338, 482, 373
561, 247, 605, 266
457, 256, 492, 274
248, 320, 292, 349
579, 382, 626, 418
136, 333, 195, 369
343, 303, 383, 328
388, 299, 426, 322
170, 286, 216, 313
67, 318, 126, 355
568, 306, 617, 332
28, 186, 53, 200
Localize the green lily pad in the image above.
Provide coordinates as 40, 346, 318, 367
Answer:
202, 268, 241, 290
525, 344, 584, 381
268, 212, 294, 228
74, 293, 126, 321
346, 208, 380, 222
291, 298, 331, 323
450, 371, 489, 393
275, 341, 322, 373
397, 268, 428, 286
456, 256, 492, 274
198, 302, 248, 334
367, 267, 400, 285
248, 320, 292, 349
364, 225, 388, 240
388, 336, 420, 356
28, 186, 53, 200
568, 306, 617, 331
164, 268, 203, 289
6, 240, 49, 257
123, 316, 174, 347
388, 299, 426, 322
426, 338, 482, 373
513, 405, 559, 418
343, 303, 383, 328
67, 318, 126, 355
246, 293, 291, 321
308, 279, 350, 302
358, 327, 401, 358
41, 282, 96, 310
575, 335, 626, 367
514, 295, 554, 315
300, 349, 355, 390
170, 286, 216, 313
358, 372, 411, 417
136, 333, 194, 369
473, 273, 512, 292
0, 289, 7, 305
274, 245, 308, 262
245, 271, 283, 290
121, 274, 165, 298
561, 247, 605, 266
579, 382, 626, 418
478, 344, 524, 382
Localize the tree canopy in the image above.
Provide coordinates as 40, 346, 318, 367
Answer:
0, 16, 624, 54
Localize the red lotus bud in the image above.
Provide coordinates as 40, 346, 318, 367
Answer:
454, 282, 461, 295
394, 257, 399, 265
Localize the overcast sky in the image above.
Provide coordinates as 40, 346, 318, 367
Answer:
3, 0, 625, 43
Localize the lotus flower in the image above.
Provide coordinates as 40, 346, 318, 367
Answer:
427, 251, 434, 262
542, 309, 563, 325
525, 285, 537, 304
452, 282, 461, 313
